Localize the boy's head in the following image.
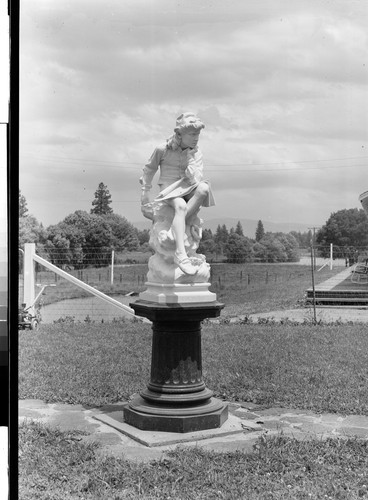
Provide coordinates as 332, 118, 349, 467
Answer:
166, 112, 205, 150
174, 112, 205, 133
173, 112, 205, 149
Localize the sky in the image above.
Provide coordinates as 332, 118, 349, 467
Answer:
19, 0, 368, 230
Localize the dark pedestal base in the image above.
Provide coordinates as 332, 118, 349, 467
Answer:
124, 300, 226, 433
124, 395, 228, 433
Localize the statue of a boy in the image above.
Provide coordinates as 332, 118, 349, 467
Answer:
140, 112, 215, 278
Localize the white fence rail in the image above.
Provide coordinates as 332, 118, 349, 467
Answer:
22, 243, 135, 318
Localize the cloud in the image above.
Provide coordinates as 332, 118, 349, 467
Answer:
19, 0, 368, 228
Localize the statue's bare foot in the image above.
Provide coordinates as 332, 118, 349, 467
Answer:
174, 252, 198, 275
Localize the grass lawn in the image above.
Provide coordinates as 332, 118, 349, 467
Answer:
19, 420, 368, 499
19, 321, 368, 414
18, 263, 368, 499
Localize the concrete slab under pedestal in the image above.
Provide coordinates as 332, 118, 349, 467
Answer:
139, 282, 216, 304
93, 402, 262, 448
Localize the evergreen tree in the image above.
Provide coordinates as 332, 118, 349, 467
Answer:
214, 224, 229, 255
201, 228, 213, 240
91, 182, 113, 215
255, 220, 265, 242
19, 190, 28, 217
235, 221, 244, 236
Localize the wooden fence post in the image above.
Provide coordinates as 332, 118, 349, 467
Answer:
111, 250, 115, 285
23, 243, 36, 308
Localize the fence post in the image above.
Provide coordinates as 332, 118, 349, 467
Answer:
310, 244, 317, 324
330, 243, 333, 270
24, 243, 36, 309
111, 250, 115, 285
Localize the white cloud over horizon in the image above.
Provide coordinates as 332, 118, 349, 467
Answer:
20, 0, 368, 229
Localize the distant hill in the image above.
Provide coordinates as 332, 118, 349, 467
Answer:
132, 216, 311, 238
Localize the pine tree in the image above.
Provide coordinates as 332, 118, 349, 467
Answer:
19, 190, 28, 217
235, 221, 244, 236
214, 224, 229, 244
90, 182, 113, 215
214, 224, 229, 255
255, 220, 265, 242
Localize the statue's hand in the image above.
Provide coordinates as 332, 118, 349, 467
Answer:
141, 191, 150, 205
185, 165, 202, 185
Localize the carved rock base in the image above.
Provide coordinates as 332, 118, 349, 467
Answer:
139, 282, 216, 304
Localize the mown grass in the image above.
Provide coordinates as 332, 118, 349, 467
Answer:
19, 321, 368, 414
19, 420, 368, 499
18, 264, 368, 499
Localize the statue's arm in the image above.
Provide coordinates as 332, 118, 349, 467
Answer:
140, 145, 165, 203
185, 149, 204, 185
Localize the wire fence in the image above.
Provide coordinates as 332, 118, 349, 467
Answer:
18, 247, 148, 325
18, 245, 368, 325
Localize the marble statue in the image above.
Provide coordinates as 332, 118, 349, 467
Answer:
139, 112, 216, 302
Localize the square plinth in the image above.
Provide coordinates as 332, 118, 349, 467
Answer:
139, 282, 217, 304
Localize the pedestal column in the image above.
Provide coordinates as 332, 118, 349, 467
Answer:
124, 300, 228, 433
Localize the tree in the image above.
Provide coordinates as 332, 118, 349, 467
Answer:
252, 241, 267, 262
214, 224, 229, 255
255, 220, 265, 242
198, 228, 216, 256
136, 228, 150, 247
235, 221, 244, 237
43, 210, 141, 268
19, 190, 28, 217
90, 182, 113, 215
290, 230, 312, 248
257, 234, 287, 263
19, 214, 46, 247
104, 213, 139, 251
273, 233, 299, 262
225, 233, 253, 263
316, 208, 368, 250
44, 211, 113, 268
42, 222, 85, 268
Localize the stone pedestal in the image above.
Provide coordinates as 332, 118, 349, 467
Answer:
124, 300, 228, 433
139, 282, 216, 304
